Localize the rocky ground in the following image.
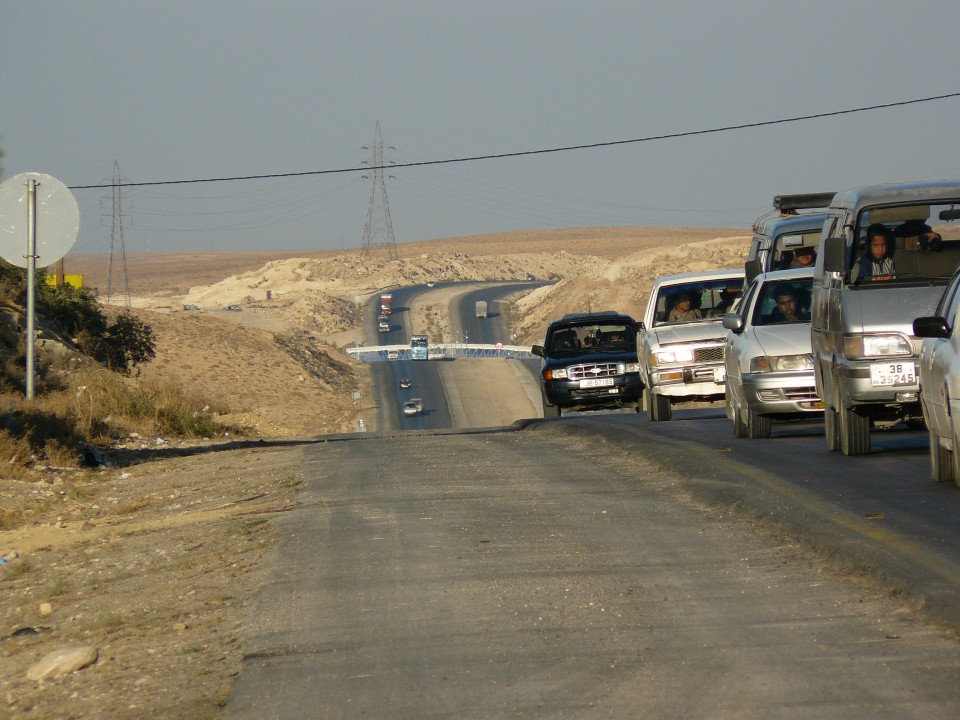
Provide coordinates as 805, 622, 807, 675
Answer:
0, 226, 748, 717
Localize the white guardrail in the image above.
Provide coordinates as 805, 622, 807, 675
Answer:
345, 344, 535, 362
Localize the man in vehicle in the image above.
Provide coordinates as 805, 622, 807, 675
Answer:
769, 284, 804, 323
668, 292, 702, 322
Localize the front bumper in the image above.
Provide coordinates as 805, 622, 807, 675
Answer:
741, 371, 822, 416
544, 374, 643, 407
649, 363, 726, 400
838, 359, 920, 408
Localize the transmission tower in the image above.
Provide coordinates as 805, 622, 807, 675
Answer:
360, 122, 398, 260
104, 160, 131, 308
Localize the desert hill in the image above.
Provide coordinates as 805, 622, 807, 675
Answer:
69, 226, 749, 435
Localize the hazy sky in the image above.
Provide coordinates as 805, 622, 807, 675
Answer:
2, 1, 959, 256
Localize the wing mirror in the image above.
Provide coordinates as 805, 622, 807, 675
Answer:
913, 316, 950, 339
531, 345, 544, 357
823, 236, 846, 273
722, 313, 745, 334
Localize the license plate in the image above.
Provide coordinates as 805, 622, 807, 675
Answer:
714, 366, 726, 383
870, 362, 915, 387
580, 378, 614, 389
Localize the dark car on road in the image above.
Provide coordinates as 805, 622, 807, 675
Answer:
531, 311, 643, 417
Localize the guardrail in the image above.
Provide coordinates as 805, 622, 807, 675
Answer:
345, 343, 535, 362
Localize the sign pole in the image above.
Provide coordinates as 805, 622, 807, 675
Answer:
25, 178, 38, 400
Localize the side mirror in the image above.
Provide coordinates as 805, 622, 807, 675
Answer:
913, 316, 950, 339
722, 313, 745, 334
531, 345, 544, 357
823, 236, 846, 273
635, 321, 645, 332
744, 259, 761, 285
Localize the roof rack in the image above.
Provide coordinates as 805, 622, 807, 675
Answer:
772, 192, 836, 214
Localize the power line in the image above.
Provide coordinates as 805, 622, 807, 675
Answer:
68, 91, 960, 191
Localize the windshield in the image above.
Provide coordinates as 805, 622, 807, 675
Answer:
652, 279, 744, 327
753, 277, 813, 326
847, 202, 960, 285
548, 323, 635, 354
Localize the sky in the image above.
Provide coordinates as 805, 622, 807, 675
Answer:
2, 1, 959, 256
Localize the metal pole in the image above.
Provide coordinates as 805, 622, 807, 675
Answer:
25, 178, 38, 400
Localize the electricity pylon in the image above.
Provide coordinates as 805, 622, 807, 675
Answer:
360, 122, 398, 260
105, 160, 131, 308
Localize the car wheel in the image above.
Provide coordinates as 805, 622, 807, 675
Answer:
824, 405, 841, 452
745, 409, 772, 439
648, 390, 672, 422
839, 405, 870, 456
929, 426, 956, 483
731, 403, 748, 438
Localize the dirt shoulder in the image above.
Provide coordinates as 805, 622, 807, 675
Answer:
0, 441, 307, 718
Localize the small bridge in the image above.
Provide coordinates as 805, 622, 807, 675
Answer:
345, 344, 535, 362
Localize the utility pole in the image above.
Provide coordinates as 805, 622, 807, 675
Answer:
104, 160, 131, 307
360, 122, 398, 260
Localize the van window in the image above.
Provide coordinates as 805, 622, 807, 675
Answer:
847, 202, 960, 284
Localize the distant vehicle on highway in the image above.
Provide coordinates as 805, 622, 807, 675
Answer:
475, 300, 488, 319
410, 334, 429, 360
638, 270, 745, 421
723, 268, 821, 438
399, 377, 412, 389
813, 179, 960, 456
224, 304, 242, 311
402, 398, 422, 417
387, 350, 399, 360
378, 315, 390, 333
914, 265, 960, 485
426, 281, 435, 288
531, 311, 642, 417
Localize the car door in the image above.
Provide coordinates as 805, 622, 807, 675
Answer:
923, 277, 960, 438
725, 280, 759, 412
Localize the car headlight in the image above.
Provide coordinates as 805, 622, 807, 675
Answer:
749, 354, 814, 373
842, 334, 913, 359
650, 348, 695, 366
616, 362, 641, 374
545, 368, 567, 380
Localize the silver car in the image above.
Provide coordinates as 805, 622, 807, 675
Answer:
638, 270, 745, 421
723, 268, 821, 438
913, 266, 960, 485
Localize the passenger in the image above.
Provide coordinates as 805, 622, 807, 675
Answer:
789, 246, 816, 268
668, 292, 702, 322
714, 286, 742, 315
852, 224, 896, 283
769, 284, 803, 323
896, 219, 943, 252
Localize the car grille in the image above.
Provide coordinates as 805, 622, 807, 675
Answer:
694, 346, 725, 363
783, 388, 820, 402
566, 362, 620, 381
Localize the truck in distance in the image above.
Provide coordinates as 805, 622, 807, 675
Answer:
378, 315, 390, 333
410, 334, 429, 360
380, 293, 393, 315
475, 300, 488, 319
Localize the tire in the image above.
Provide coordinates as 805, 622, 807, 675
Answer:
929, 427, 955, 483
839, 405, 870, 456
824, 406, 841, 452
541, 390, 560, 419
746, 409, 772, 439
731, 403, 748, 438
648, 390, 672, 422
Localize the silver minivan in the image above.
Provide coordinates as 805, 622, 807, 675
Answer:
812, 180, 960, 455
745, 192, 833, 284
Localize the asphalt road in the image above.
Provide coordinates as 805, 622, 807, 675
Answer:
229, 421, 960, 718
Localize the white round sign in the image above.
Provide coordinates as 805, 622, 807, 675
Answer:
0, 172, 80, 268
495, 342, 504, 350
